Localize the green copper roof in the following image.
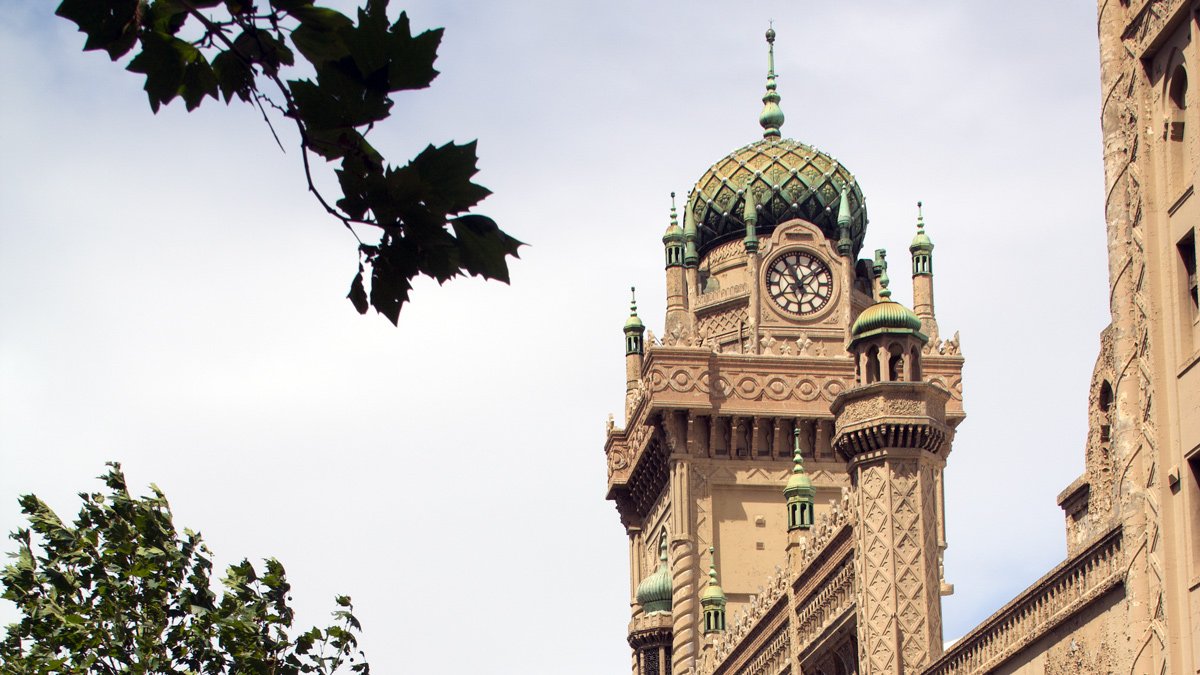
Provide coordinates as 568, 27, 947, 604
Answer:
910, 201, 933, 253
759, 27, 784, 138
636, 534, 672, 614
699, 547, 726, 606
624, 287, 645, 332
850, 266, 924, 340
663, 192, 684, 243
784, 428, 814, 495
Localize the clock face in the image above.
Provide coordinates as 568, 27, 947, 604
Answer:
767, 251, 834, 315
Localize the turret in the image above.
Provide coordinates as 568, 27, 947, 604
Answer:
849, 263, 925, 384
682, 203, 699, 306
699, 547, 726, 634
834, 272, 952, 672
624, 287, 645, 408
909, 201, 939, 341
663, 194, 688, 329
784, 427, 815, 530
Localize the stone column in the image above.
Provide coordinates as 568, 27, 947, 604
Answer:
669, 459, 698, 675
832, 381, 954, 675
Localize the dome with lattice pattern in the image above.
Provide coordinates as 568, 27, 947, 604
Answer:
686, 138, 867, 261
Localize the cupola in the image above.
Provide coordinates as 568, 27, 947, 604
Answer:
849, 258, 928, 385
635, 532, 672, 615
699, 547, 726, 633
663, 193, 685, 268
784, 427, 815, 530
624, 287, 645, 356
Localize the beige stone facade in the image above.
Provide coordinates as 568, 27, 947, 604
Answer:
603, 5, 1200, 674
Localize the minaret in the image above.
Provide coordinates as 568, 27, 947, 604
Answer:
833, 280, 952, 674
663, 193, 688, 331
909, 201, 939, 342
784, 426, 816, 574
624, 287, 645, 413
759, 26, 784, 138
744, 183, 761, 352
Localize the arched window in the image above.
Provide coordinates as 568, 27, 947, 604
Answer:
910, 346, 923, 380
865, 346, 880, 384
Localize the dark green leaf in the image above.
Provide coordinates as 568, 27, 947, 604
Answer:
451, 215, 523, 283
126, 31, 204, 112
212, 50, 255, 103
410, 141, 492, 217
180, 56, 219, 111
55, 0, 140, 60
348, 268, 368, 314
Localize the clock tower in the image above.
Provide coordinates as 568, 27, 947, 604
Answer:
603, 28, 966, 675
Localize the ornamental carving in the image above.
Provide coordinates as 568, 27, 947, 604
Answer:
649, 366, 847, 404
697, 306, 749, 339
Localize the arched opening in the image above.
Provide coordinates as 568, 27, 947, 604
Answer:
1168, 63, 1189, 193
865, 346, 880, 384
910, 346, 923, 380
887, 342, 905, 381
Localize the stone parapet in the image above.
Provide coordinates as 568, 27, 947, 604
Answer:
922, 524, 1124, 675
628, 611, 673, 649
831, 381, 953, 459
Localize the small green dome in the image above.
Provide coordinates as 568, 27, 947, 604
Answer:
784, 431, 814, 496
785, 466, 813, 494
910, 201, 933, 253
624, 287, 645, 333
851, 299, 923, 338
700, 549, 726, 606
636, 536, 672, 614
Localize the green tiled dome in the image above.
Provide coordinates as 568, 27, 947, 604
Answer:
686, 138, 867, 260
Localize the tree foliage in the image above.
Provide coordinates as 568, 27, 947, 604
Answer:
54, 0, 523, 324
1, 463, 368, 674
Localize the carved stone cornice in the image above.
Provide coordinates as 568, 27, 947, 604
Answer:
831, 381, 954, 461
922, 524, 1125, 675
628, 612, 673, 649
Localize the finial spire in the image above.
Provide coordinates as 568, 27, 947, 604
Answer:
877, 252, 892, 300
792, 427, 806, 474
670, 192, 678, 226
916, 200, 925, 234
759, 26, 785, 138
659, 530, 669, 561
630, 286, 638, 315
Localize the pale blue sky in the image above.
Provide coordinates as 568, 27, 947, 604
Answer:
1, 2, 1107, 672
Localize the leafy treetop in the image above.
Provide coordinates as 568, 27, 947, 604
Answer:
1, 462, 368, 674
55, 0, 523, 324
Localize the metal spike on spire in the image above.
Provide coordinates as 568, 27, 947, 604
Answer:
630, 286, 638, 315
916, 200, 926, 234
759, 25, 785, 138
792, 427, 806, 474
708, 546, 720, 585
